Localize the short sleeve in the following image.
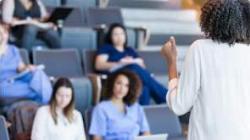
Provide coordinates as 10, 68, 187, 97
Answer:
89, 105, 107, 136
137, 105, 150, 132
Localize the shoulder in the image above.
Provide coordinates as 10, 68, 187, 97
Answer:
92, 101, 113, 115
7, 44, 18, 53
73, 109, 82, 118
128, 102, 142, 111
95, 101, 111, 110
99, 44, 114, 50
36, 105, 50, 114
191, 39, 216, 48
97, 44, 114, 54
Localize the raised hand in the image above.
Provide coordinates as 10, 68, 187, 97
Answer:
161, 36, 178, 79
161, 36, 177, 65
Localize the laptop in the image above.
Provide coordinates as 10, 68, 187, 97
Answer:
47, 7, 74, 24
135, 134, 168, 140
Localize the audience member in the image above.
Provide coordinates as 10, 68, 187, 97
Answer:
31, 77, 86, 140
95, 23, 167, 105
2, 0, 61, 50
89, 70, 150, 140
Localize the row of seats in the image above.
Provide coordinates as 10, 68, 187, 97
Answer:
0, 105, 185, 140
43, 5, 202, 49
19, 47, 187, 109
43, 0, 182, 10
20, 47, 187, 83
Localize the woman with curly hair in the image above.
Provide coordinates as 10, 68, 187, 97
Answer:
89, 70, 150, 140
161, 0, 250, 140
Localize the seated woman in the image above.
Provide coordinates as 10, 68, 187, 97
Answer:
31, 77, 86, 140
0, 23, 52, 108
89, 70, 150, 140
95, 23, 168, 105
2, 0, 61, 51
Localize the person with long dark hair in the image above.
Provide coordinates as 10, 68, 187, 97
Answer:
95, 23, 168, 105
31, 77, 86, 140
161, 0, 250, 139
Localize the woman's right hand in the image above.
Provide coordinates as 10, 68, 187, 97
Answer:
161, 36, 177, 65
161, 36, 178, 79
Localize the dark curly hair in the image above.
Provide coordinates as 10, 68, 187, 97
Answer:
105, 23, 128, 47
200, 0, 250, 44
102, 70, 142, 106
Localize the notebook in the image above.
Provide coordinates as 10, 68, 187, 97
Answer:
135, 134, 168, 140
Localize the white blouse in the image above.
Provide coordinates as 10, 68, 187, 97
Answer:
167, 39, 250, 140
31, 106, 86, 140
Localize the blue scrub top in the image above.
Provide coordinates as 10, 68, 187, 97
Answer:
89, 100, 150, 140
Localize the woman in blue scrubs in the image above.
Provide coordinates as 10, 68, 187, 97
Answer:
89, 70, 150, 140
0, 23, 52, 107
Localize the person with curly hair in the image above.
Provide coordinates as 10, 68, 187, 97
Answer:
89, 70, 150, 140
161, 0, 250, 140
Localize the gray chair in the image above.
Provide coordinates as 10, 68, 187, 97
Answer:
65, 0, 96, 9
86, 7, 123, 28
137, 50, 169, 87
42, 0, 61, 7
138, 50, 167, 75
148, 34, 203, 46
102, 0, 181, 9
82, 50, 103, 105
82, 50, 96, 75
32, 49, 84, 77
61, 27, 97, 50
64, 8, 87, 27
84, 107, 93, 140
19, 48, 30, 65
144, 105, 185, 140
70, 78, 93, 115
0, 116, 10, 140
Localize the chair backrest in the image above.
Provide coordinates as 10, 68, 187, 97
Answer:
138, 50, 167, 75
84, 107, 93, 140
61, 27, 97, 50
65, 0, 96, 9
19, 49, 30, 65
64, 8, 87, 27
32, 49, 84, 77
103, 0, 181, 9
43, 0, 61, 7
86, 7, 123, 27
148, 34, 203, 46
0, 116, 9, 140
82, 50, 96, 75
70, 78, 93, 115
144, 105, 184, 137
